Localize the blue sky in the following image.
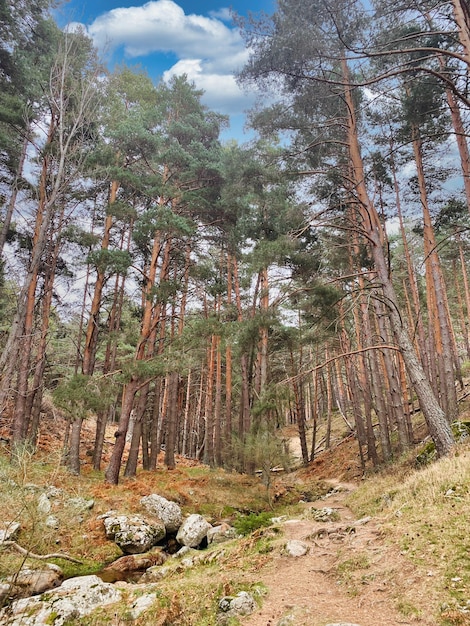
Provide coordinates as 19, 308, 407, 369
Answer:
59, 0, 276, 140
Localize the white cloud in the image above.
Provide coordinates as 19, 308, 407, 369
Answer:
87, 0, 242, 70
163, 59, 256, 115
82, 0, 255, 119
208, 7, 233, 22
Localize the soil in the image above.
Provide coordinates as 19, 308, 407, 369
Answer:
239, 479, 436, 626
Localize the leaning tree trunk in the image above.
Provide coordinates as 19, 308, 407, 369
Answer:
342, 57, 455, 456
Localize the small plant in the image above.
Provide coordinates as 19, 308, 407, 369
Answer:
233, 511, 273, 536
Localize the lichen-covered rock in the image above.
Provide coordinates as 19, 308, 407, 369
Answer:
0, 575, 121, 625
129, 593, 157, 619
67, 497, 94, 512
103, 514, 166, 554
207, 523, 237, 545
176, 514, 211, 548
218, 591, 256, 624
140, 494, 182, 533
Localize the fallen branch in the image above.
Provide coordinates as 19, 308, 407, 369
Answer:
0, 541, 82, 564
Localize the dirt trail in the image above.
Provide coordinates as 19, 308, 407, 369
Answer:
242, 479, 434, 626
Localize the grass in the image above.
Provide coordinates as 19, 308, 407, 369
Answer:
347, 442, 470, 624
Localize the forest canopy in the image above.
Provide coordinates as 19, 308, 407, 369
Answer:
1, 0, 470, 482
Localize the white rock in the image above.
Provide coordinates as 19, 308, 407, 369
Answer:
140, 494, 182, 533
0, 575, 121, 625
176, 514, 211, 548
129, 593, 156, 619
45, 515, 59, 529
37, 493, 51, 515
67, 497, 94, 511
0, 521, 20, 543
229, 591, 256, 615
284, 540, 309, 557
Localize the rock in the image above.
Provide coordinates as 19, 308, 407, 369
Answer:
103, 514, 166, 554
176, 514, 211, 548
45, 486, 62, 499
0, 583, 10, 603
67, 497, 94, 511
0, 521, 20, 543
6, 564, 63, 598
284, 539, 309, 557
0, 575, 122, 626
45, 515, 59, 529
311, 507, 340, 522
218, 591, 256, 623
140, 494, 183, 533
207, 523, 237, 545
140, 564, 181, 583
129, 593, 157, 619
102, 549, 167, 577
229, 591, 256, 614
173, 545, 195, 559
37, 493, 51, 515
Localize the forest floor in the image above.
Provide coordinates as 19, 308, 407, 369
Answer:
237, 478, 437, 626
0, 403, 469, 625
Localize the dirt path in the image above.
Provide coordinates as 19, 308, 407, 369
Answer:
242, 480, 435, 626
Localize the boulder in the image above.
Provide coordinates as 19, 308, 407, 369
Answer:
207, 523, 237, 545
103, 514, 165, 554
0, 575, 121, 626
6, 564, 63, 598
176, 514, 211, 548
140, 494, 182, 533
218, 591, 256, 623
102, 549, 167, 578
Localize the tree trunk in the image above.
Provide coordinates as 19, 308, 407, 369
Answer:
105, 379, 139, 484
164, 372, 179, 470
342, 56, 455, 456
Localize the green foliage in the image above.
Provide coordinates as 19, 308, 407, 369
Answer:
52, 374, 109, 421
87, 249, 132, 274
233, 511, 273, 536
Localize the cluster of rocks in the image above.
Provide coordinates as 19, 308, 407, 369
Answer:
101, 493, 238, 557
0, 492, 254, 625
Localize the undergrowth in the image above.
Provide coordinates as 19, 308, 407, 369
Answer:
347, 441, 470, 625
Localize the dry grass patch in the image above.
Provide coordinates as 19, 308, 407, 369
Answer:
347, 443, 470, 624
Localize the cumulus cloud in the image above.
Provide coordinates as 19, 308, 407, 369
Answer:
163, 59, 256, 115
82, 0, 255, 119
